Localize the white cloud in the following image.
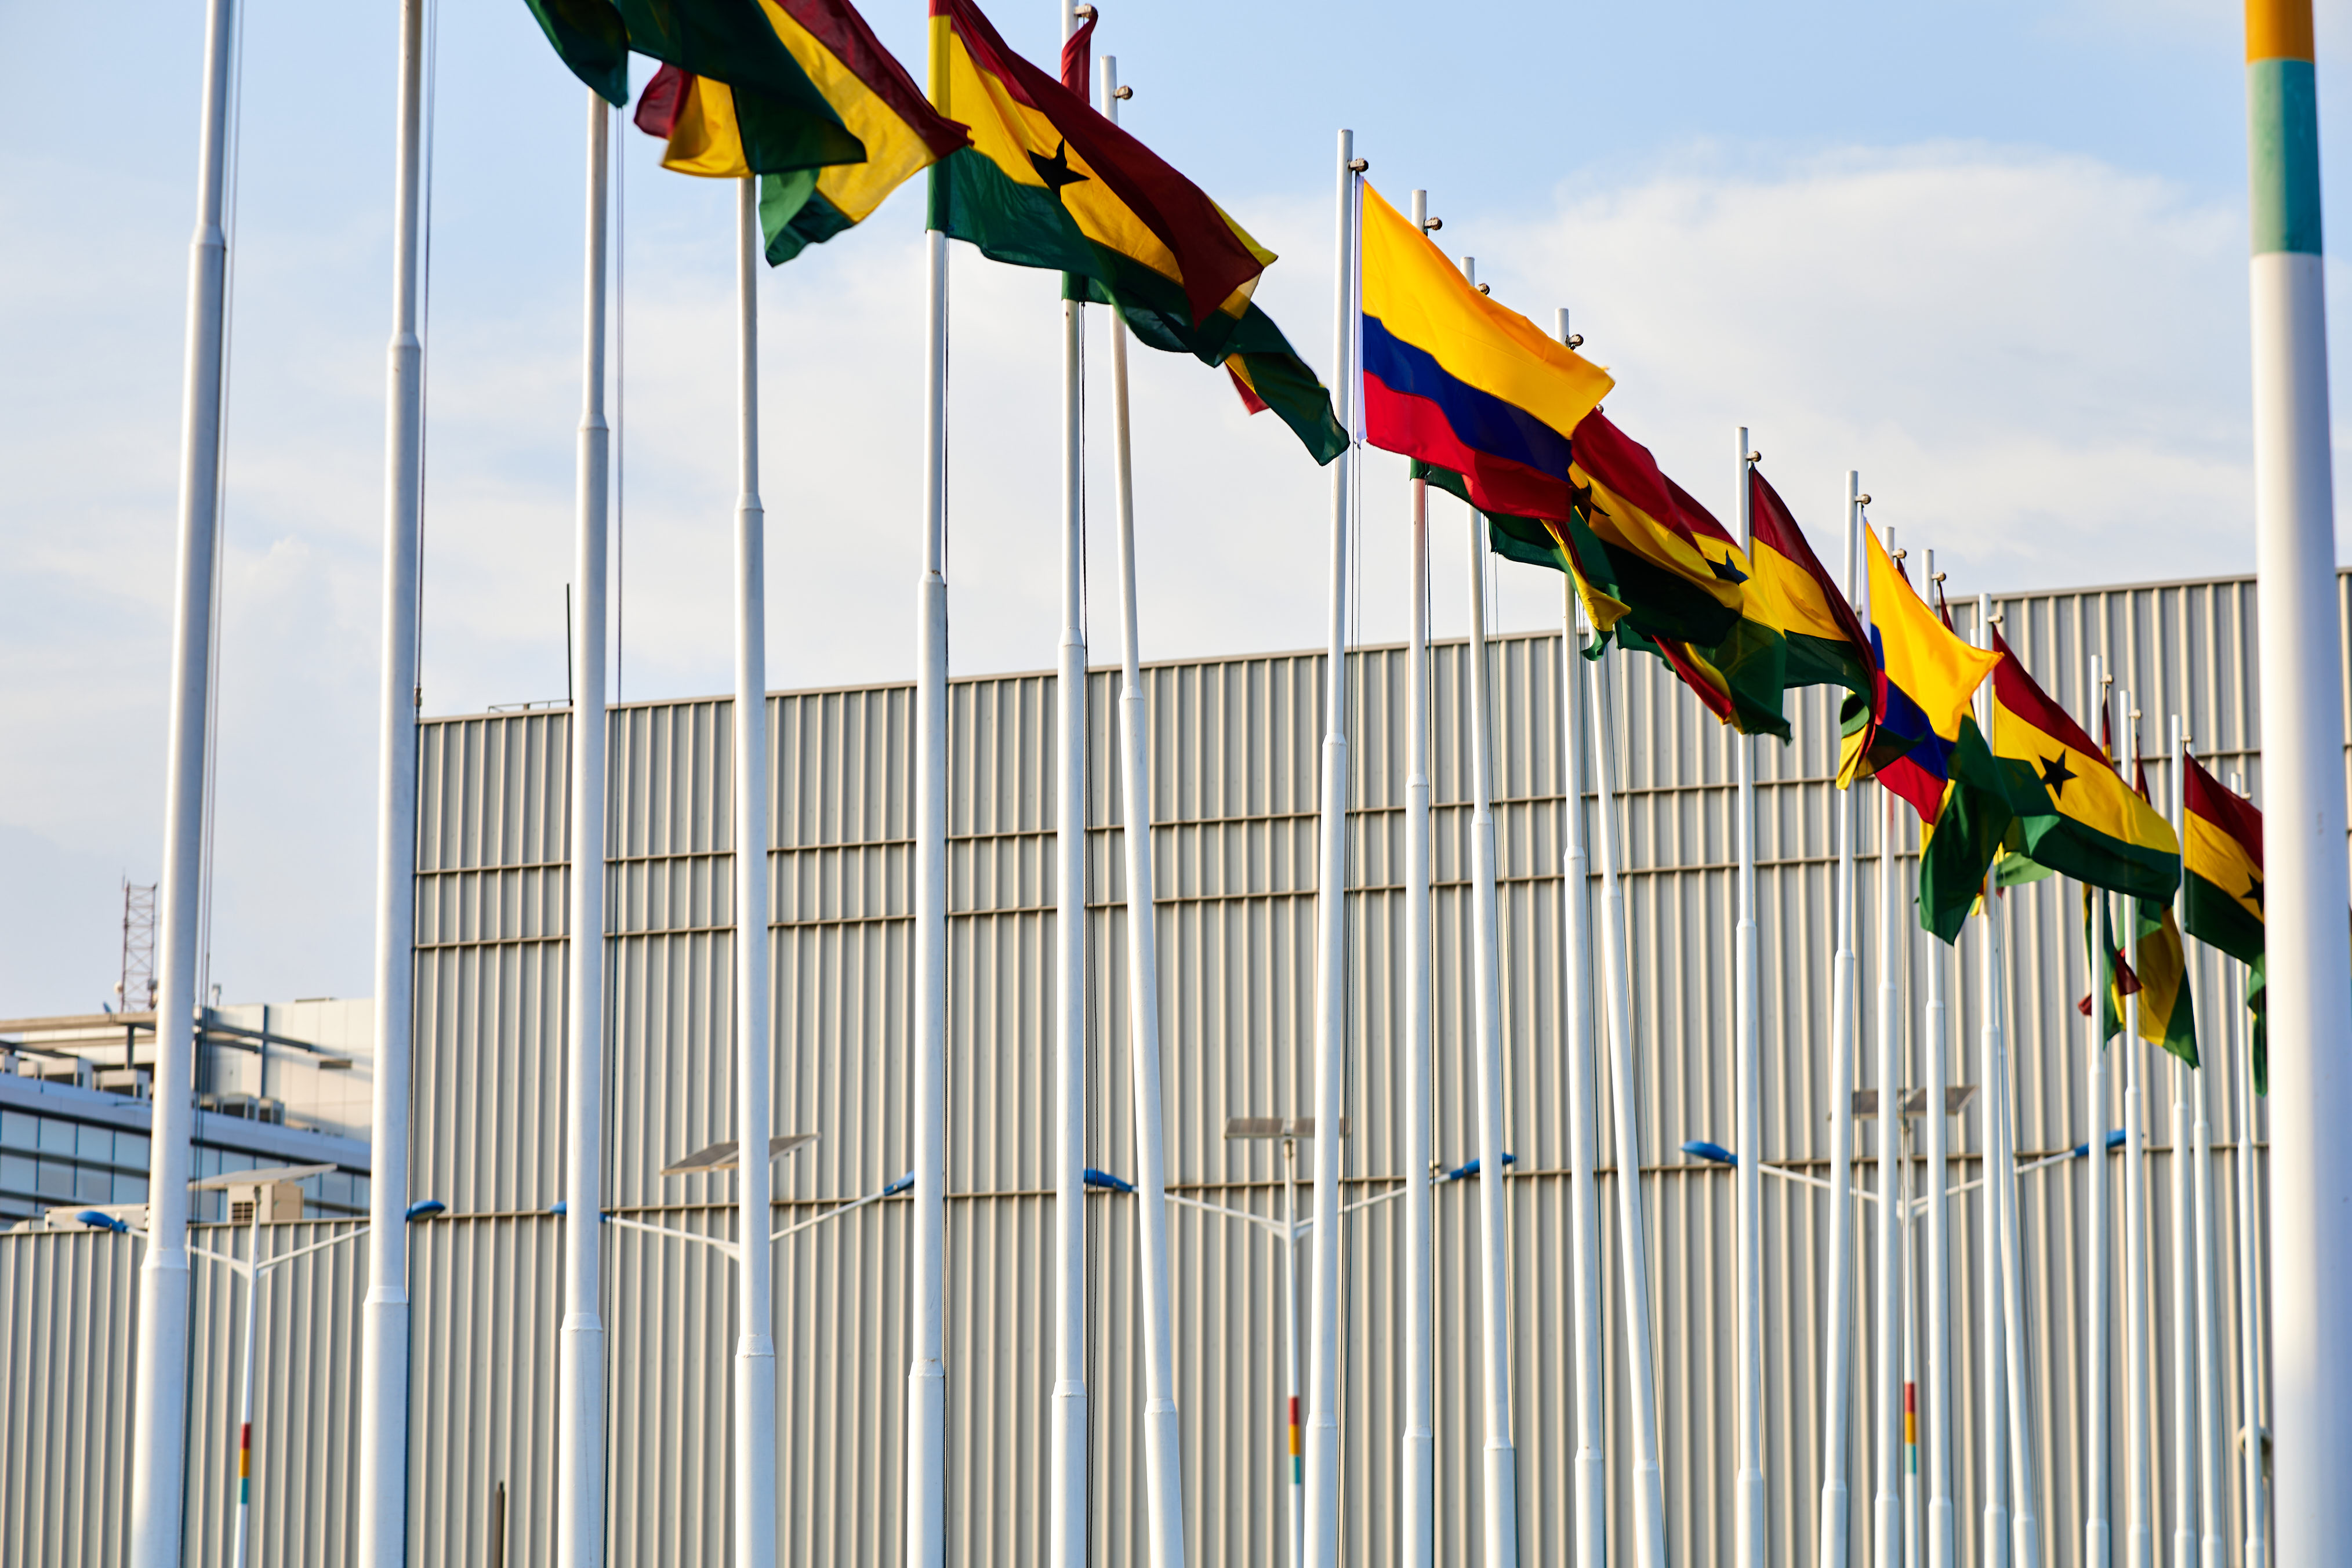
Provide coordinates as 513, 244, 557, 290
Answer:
0, 137, 2311, 1010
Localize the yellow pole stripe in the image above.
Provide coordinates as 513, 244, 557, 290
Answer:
2248, 0, 2315, 63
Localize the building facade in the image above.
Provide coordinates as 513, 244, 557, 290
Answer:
0, 567, 2281, 1567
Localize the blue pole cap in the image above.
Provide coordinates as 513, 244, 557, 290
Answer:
1681, 1139, 1738, 1167
405, 1199, 447, 1222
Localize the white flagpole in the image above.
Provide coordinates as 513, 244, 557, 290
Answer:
727, 176, 778, 1568
2223, 767, 2266, 1568
557, 87, 612, 1568
1560, 614, 1608, 1568
1921, 568, 1955, 1568
1587, 640, 1669, 1568
2084, 655, 2114, 1568
1818, 470, 1863, 1568
1557, 310, 1606, 1568
2155, 724, 2196, 1568
357, 0, 427, 1561
1977, 595, 2043, 1568
1455, 254, 1520, 1568
1972, 595, 2009, 1568
1873, 524, 1904, 1568
130, 0, 237, 1558
1047, 8, 1092, 1561
2241, 14, 2352, 1559
2119, 703, 2154, 1568
1397, 187, 1436, 1568
905, 205, 951, 1568
1048, 21, 1092, 1567
1733, 431, 1766, 1568
2179, 722, 2226, 1568
1097, 55, 1184, 1568
1301, 129, 1361, 1568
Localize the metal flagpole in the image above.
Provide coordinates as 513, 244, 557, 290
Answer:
1397, 186, 1437, 1568
2084, 655, 2114, 1568
1284, 1138, 1306, 1568
2179, 721, 2226, 1568
558, 86, 614, 1568
1457, 254, 1520, 1568
1921, 560, 1955, 1568
1818, 470, 1864, 1568
231, 1206, 264, 1568
131, 0, 238, 1558
2222, 765, 2267, 1568
1972, 594, 2010, 1568
1733, 431, 1766, 1568
1977, 594, 2042, 1568
358, 0, 428, 1561
2241, 8, 2352, 1559
1097, 55, 1184, 1568
727, 175, 778, 1568
1048, 19, 1092, 1566
905, 201, 951, 1568
1874, 523, 1904, 1568
2154, 723, 2197, 1568
2120, 702, 2154, 1568
1558, 308, 1606, 1568
1588, 641, 1669, 1568
1301, 128, 1361, 1568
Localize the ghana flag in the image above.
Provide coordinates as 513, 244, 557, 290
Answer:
2125, 757, 2198, 1064
1360, 182, 1614, 517
626, 0, 968, 265
1436, 460, 1771, 731
1985, 629, 2177, 901
1566, 413, 1745, 651
525, 0, 870, 172
2183, 750, 2267, 1088
927, 0, 1344, 463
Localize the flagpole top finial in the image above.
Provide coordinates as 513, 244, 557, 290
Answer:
1073, 3, 1096, 16
1348, 158, 1368, 173
1857, 493, 1872, 506
1568, 333, 1585, 349
1745, 449, 1762, 464
1421, 215, 1442, 233
1113, 84, 1132, 99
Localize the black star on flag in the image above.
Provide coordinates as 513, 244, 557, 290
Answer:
2039, 752, 2077, 798
1028, 140, 1088, 195
1705, 552, 1749, 585
2245, 871, 2265, 913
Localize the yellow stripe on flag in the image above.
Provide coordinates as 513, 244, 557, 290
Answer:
2185, 812, 2265, 922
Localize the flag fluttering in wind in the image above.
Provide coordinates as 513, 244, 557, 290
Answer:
626, 0, 968, 265
1840, 529, 2001, 820
927, 0, 1344, 462
1917, 629, 2180, 940
1359, 183, 1614, 513
1565, 415, 1745, 652
2183, 750, 2267, 1087
2124, 758, 2198, 1064
525, 0, 872, 171
2079, 885, 2137, 1042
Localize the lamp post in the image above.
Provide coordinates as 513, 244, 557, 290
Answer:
82, 1170, 442, 1568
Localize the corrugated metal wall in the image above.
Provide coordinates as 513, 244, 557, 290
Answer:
0, 569, 2288, 1568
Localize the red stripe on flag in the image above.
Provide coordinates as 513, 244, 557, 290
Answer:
1363, 372, 1573, 520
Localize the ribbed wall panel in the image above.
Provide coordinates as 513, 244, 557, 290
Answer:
0, 568, 2292, 1568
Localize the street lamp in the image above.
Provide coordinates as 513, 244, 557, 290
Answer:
79, 1166, 440, 1568
1166, 1118, 1506, 1568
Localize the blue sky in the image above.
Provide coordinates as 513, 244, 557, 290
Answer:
3, 1, 2346, 1012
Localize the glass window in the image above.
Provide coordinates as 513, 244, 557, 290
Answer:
76, 1167, 110, 1202
78, 1126, 113, 1164
38, 1119, 76, 1156
0, 1153, 35, 1195
117, 1133, 148, 1166
0, 1112, 30, 1151
113, 1173, 148, 1204
35, 1160, 74, 1197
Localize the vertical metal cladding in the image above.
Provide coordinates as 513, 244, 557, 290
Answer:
0, 570, 2285, 1568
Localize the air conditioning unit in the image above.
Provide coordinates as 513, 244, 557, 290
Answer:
223, 1181, 306, 1226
